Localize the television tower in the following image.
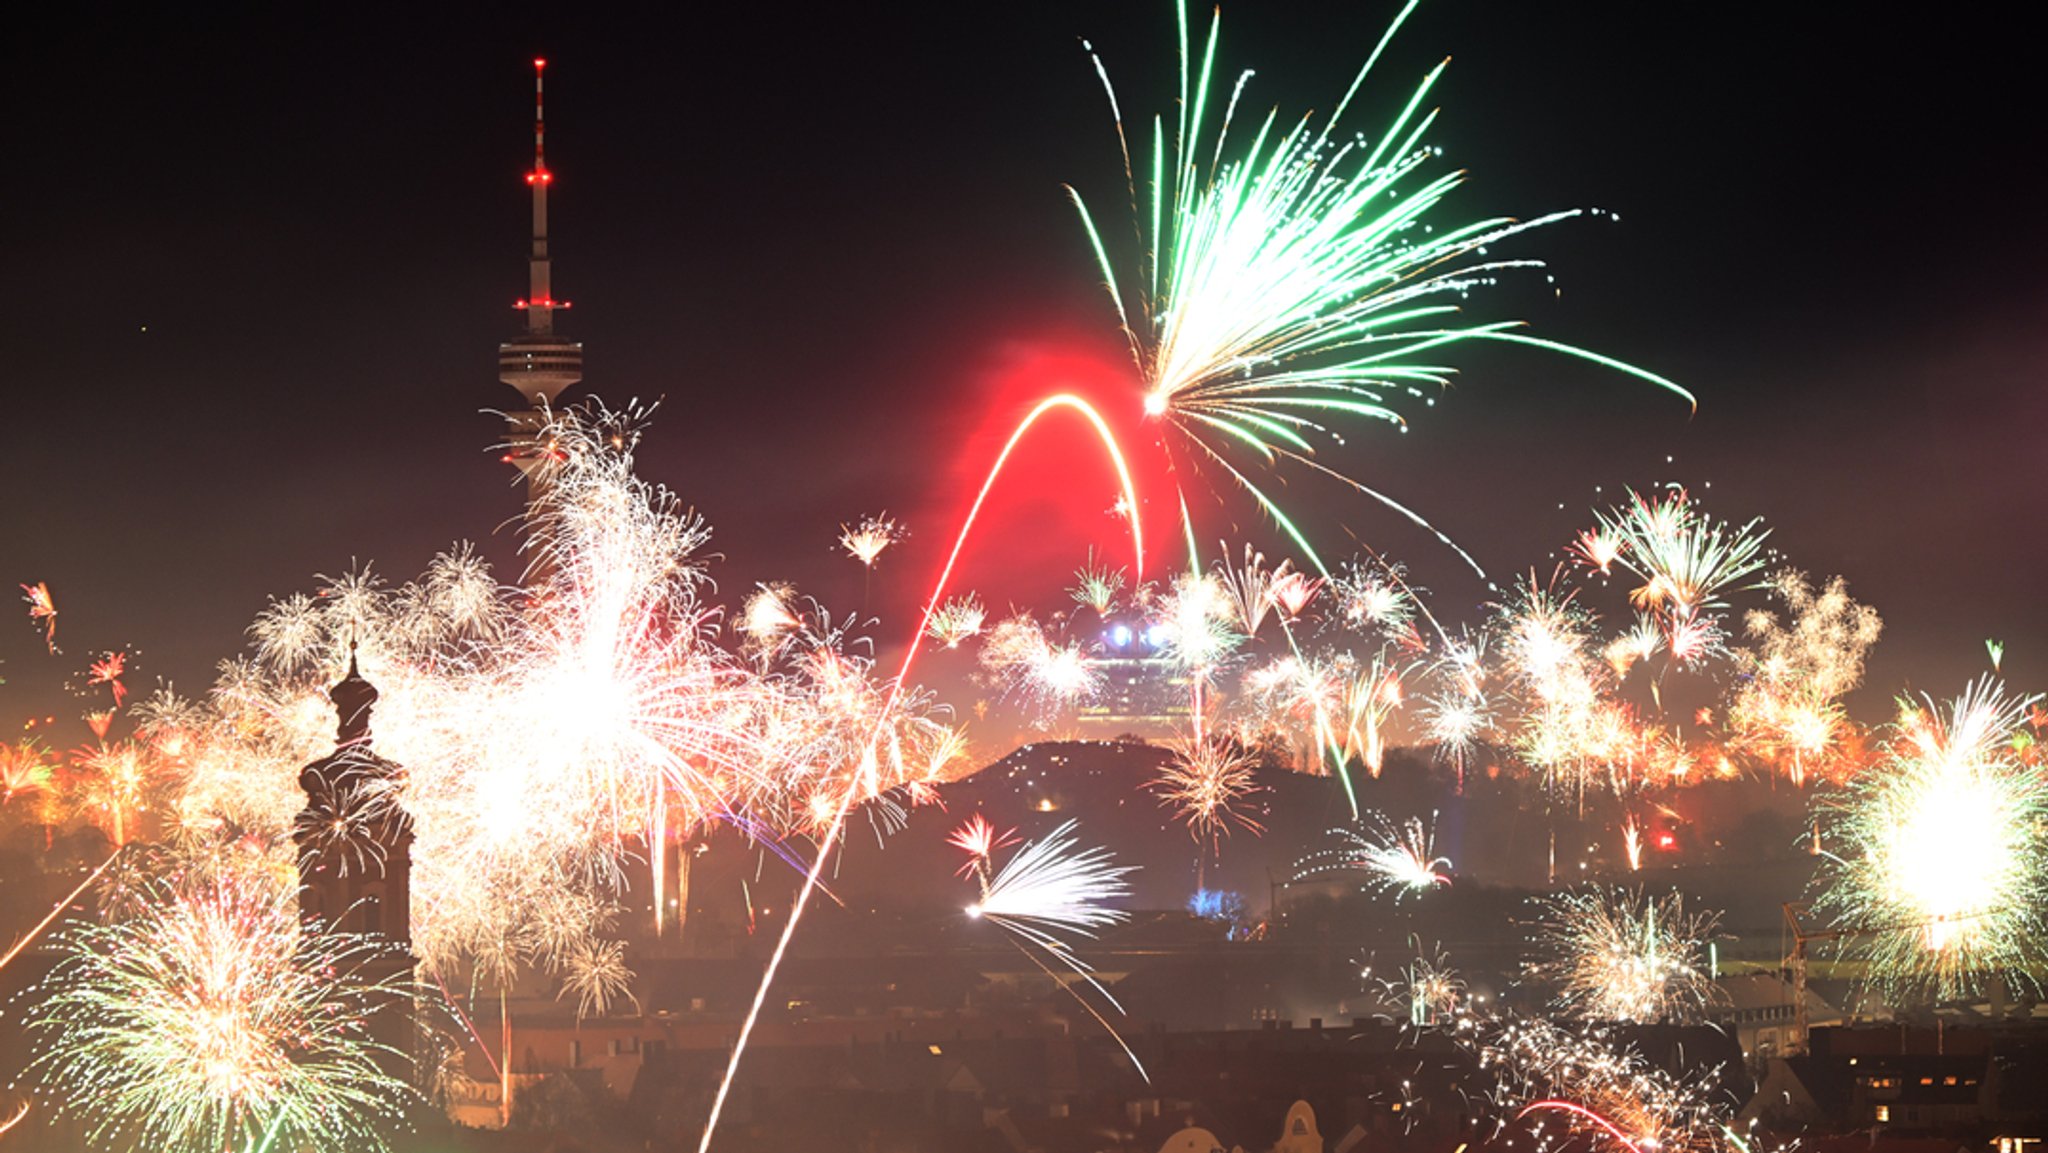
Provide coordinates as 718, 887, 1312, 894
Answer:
499, 58, 582, 496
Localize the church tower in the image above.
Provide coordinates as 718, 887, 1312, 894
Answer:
498, 58, 584, 502
295, 646, 414, 946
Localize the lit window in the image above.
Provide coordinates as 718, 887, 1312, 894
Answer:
1876, 1106, 1890, 1123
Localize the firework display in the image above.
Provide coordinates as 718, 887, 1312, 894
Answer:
1478, 1017, 1765, 1153
978, 614, 1104, 717
1069, 1, 1690, 570
967, 818, 1135, 948
1811, 678, 2048, 997
1726, 571, 1881, 785
14, 415, 2034, 1150
4, 1, 2038, 1151
22, 866, 415, 1153
963, 819, 1147, 1076
923, 593, 987, 649
1295, 811, 1451, 897
1525, 886, 1724, 1024
1151, 733, 1264, 846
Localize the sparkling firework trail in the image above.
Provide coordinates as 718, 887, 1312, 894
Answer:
1296, 811, 1451, 897
700, 394, 1143, 1151
0, 847, 123, 973
965, 820, 1147, 1079
1070, 0, 1691, 574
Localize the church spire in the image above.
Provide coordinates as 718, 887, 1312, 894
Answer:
329, 641, 380, 747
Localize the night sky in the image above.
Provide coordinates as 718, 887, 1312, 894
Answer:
4, 3, 2042, 728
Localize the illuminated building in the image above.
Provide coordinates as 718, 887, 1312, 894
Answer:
1076, 612, 1191, 736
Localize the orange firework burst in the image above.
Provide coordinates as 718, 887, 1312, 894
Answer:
1151, 734, 1265, 844
88, 650, 131, 708
21, 582, 57, 653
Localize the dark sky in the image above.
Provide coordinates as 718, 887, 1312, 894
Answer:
3, 3, 2042, 727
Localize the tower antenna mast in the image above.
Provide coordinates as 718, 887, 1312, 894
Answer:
522, 58, 564, 334
499, 57, 584, 495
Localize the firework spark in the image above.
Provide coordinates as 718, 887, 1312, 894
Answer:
1331, 562, 1416, 638
1070, 549, 1127, 616
87, 650, 132, 708
1811, 677, 2048, 997
1297, 812, 1451, 897
839, 514, 903, 568
1070, 0, 1690, 572
947, 813, 1020, 883
1151, 734, 1264, 844
969, 818, 1135, 943
0, 740, 55, 806
21, 582, 57, 653
923, 594, 987, 649
1727, 570, 1880, 785
1524, 886, 1723, 1024
1380, 942, 1464, 1028
1479, 1017, 1764, 1153
1156, 572, 1242, 677
978, 615, 1103, 715
24, 870, 415, 1152
1570, 526, 1625, 575
739, 582, 803, 655
1594, 488, 1769, 637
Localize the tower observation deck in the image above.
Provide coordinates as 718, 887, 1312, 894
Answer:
500, 58, 582, 489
